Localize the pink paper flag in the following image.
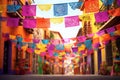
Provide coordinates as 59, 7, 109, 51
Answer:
23, 19, 36, 28
106, 26, 115, 33
96, 30, 105, 36
7, 18, 19, 27
65, 16, 79, 27
77, 36, 86, 42
95, 11, 109, 23
22, 5, 36, 16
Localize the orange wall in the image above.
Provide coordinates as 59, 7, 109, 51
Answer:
0, 0, 33, 71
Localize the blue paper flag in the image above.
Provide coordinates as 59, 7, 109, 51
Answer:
56, 44, 64, 50
42, 39, 49, 44
7, 5, 21, 12
101, 0, 114, 6
54, 3, 68, 16
69, 2, 83, 10
54, 52, 58, 56
84, 40, 92, 50
16, 36, 23, 42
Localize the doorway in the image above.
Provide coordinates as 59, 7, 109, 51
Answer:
3, 40, 12, 74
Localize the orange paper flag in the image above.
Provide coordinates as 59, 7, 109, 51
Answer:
37, 18, 50, 28
84, 0, 99, 13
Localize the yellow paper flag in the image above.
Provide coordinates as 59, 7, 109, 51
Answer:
9, 35, 16, 40
50, 18, 64, 24
38, 4, 52, 11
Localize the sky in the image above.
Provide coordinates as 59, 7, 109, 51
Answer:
32, 0, 83, 38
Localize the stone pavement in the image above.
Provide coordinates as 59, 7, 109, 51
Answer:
0, 75, 120, 80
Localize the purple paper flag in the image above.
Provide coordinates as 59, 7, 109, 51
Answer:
7, 18, 19, 27
72, 47, 78, 52
33, 39, 40, 43
117, 0, 120, 6
106, 27, 115, 33
77, 36, 86, 42
23, 19, 36, 28
62, 38, 70, 43
65, 16, 79, 27
87, 34, 94, 37
96, 30, 105, 36
54, 3, 68, 16
47, 44, 55, 50
22, 5, 36, 16
95, 11, 109, 23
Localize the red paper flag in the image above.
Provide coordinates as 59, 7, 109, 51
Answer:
37, 18, 50, 28
108, 8, 120, 16
116, 24, 120, 30
84, 0, 99, 13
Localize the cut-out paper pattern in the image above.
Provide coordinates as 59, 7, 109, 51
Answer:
54, 3, 68, 16
23, 19, 36, 28
101, 0, 114, 6
50, 18, 64, 24
38, 4, 52, 11
69, 2, 83, 10
7, 5, 21, 12
37, 18, 50, 28
95, 11, 109, 23
7, 18, 19, 27
22, 5, 36, 16
65, 16, 79, 27
108, 8, 120, 16
85, 0, 99, 13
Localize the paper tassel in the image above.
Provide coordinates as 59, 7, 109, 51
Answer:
54, 3, 68, 16
65, 16, 79, 27
38, 4, 52, 11
22, 5, 36, 16
37, 18, 50, 28
23, 19, 36, 28
7, 18, 19, 27
106, 26, 115, 33
95, 11, 109, 23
